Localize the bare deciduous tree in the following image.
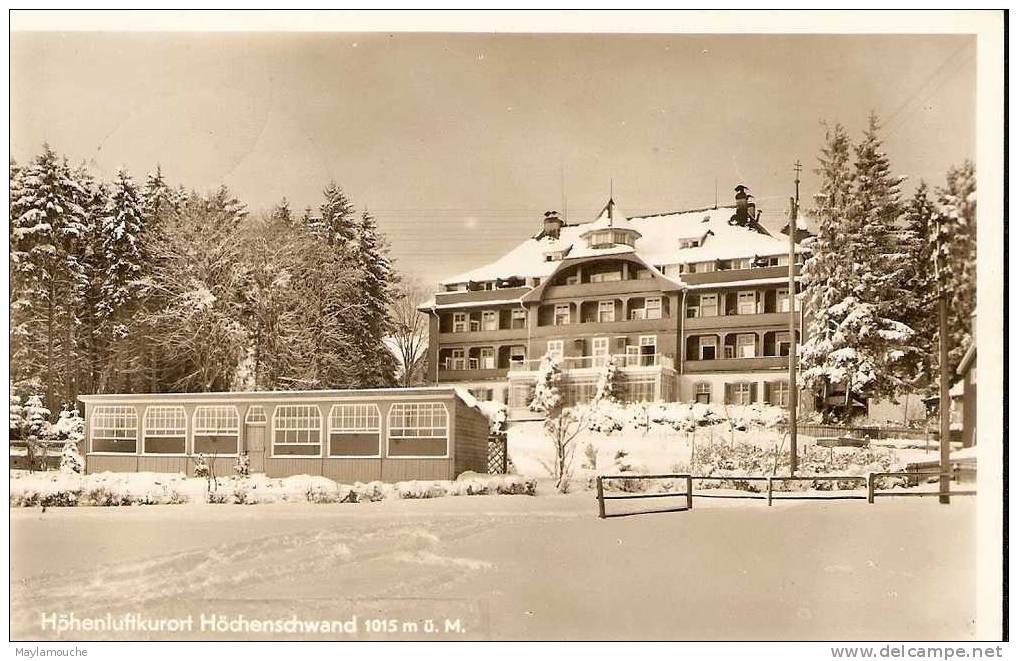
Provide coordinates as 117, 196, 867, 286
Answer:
389, 279, 430, 387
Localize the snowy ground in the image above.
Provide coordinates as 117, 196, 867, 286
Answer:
10, 482, 976, 641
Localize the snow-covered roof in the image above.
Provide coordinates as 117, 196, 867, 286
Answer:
441, 201, 794, 286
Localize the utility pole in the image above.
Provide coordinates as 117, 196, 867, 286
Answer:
788, 160, 802, 475
935, 216, 952, 504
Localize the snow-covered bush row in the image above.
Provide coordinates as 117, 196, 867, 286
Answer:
688, 442, 904, 491
9, 471, 537, 508
574, 400, 785, 435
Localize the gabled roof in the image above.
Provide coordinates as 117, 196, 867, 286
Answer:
441, 200, 796, 286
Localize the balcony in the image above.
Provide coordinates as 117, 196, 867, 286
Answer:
532, 316, 672, 337
682, 356, 788, 373
542, 279, 667, 301
681, 265, 799, 286
683, 311, 798, 331
508, 353, 675, 374
437, 368, 506, 382
438, 327, 529, 343
434, 286, 530, 306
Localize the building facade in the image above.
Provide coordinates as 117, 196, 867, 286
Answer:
419, 188, 806, 417
77, 387, 491, 481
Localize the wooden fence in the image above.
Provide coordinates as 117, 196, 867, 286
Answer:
596, 470, 976, 518
10, 439, 64, 471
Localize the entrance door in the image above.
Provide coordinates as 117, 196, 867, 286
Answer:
247, 425, 266, 474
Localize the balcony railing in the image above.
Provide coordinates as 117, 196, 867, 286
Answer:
508, 353, 674, 373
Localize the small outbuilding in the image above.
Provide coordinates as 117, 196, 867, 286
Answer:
76, 387, 492, 482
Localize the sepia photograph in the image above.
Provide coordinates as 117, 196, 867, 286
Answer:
6, 9, 1007, 652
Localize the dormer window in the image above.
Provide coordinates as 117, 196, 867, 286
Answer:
678, 238, 700, 249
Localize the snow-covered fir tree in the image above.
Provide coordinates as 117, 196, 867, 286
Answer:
316, 181, 357, 247
22, 394, 51, 468
899, 182, 938, 391
10, 145, 89, 410
102, 168, 147, 325
799, 116, 916, 411
593, 356, 620, 404
272, 197, 293, 226
60, 439, 84, 474
529, 355, 564, 414
142, 165, 180, 230
234, 452, 251, 477
933, 160, 977, 375
352, 210, 398, 387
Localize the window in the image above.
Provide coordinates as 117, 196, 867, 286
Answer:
193, 406, 239, 455
772, 381, 791, 407
470, 318, 481, 332
732, 382, 753, 405
737, 334, 757, 358
481, 310, 498, 331
776, 332, 792, 357
625, 345, 641, 366
724, 344, 736, 359
511, 308, 527, 329
328, 404, 381, 457
700, 261, 716, 273
679, 238, 700, 249
546, 340, 564, 361
738, 291, 757, 315
598, 300, 615, 323
142, 406, 186, 455
387, 402, 449, 458
449, 348, 466, 370
452, 312, 467, 333
509, 346, 526, 364
480, 346, 496, 369
589, 271, 623, 283
777, 289, 791, 313
700, 336, 717, 360
701, 294, 718, 317
731, 258, 752, 270
694, 382, 711, 404
592, 337, 610, 367
554, 304, 571, 326
639, 335, 657, 366
91, 405, 138, 454
245, 405, 267, 425
272, 405, 322, 456
645, 297, 662, 319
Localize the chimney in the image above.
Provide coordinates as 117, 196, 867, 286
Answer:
543, 210, 563, 239
732, 185, 753, 226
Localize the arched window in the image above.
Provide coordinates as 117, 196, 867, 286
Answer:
272, 405, 322, 456
142, 406, 186, 455
328, 404, 381, 457
91, 406, 138, 454
193, 406, 239, 455
387, 402, 449, 458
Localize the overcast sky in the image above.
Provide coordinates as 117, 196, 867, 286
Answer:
11, 32, 975, 287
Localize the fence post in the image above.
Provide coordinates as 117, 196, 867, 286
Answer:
685, 474, 693, 511
867, 472, 875, 504
767, 476, 774, 507
596, 476, 606, 519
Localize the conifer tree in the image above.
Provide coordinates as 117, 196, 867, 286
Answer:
899, 182, 938, 390
933, 160, 976, 375
10, 145, 88, 410
317, 181, 357, 247
352, 210, 398, 387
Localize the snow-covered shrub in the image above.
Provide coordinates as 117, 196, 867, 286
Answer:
395, 480, 449, 499
193, 454, 210, 479
59, 441, 84, 474
593, 357, 621, 403
234, 452, 250, 477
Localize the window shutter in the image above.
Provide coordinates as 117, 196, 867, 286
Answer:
724, 383, 732, 405
763, 382, 771, 404
750, 382, 758, 403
